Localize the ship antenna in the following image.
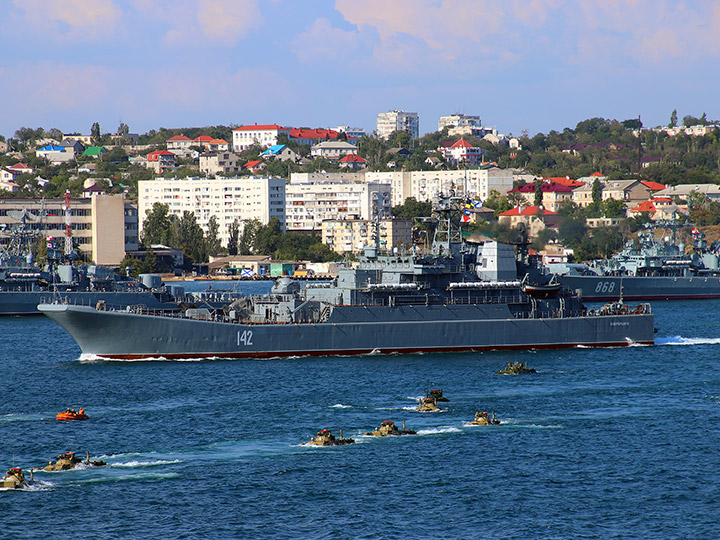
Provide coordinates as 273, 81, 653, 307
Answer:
619, 277, 624, 305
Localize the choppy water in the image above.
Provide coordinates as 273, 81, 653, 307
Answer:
2, 288, 720, 539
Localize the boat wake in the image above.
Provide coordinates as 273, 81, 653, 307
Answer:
415, 426, 462, 436
329, 403, 353, 409
72, 472, 180, 485
110, 459, 183, 468
656, 336, 720, 346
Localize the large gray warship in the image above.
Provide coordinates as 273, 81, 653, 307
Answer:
549, 220, 720, 301
0, 207, 188, 315
39, 195, 655, 359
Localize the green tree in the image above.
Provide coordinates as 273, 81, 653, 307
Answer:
205, 215, 222, 256
591, 178, 602, 205
227, 219, 240, 255
534, 180, 543, 206
173, 211, 206, 263
600, 198, 627, 218
670, 109, 678, 128
239, 219, 262, 255
392, 197, 432, 219
253, 217, 283, 255
91, 122, 101, 143
141, 203, 176, 246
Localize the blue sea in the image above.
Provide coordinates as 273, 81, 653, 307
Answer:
2, 285, 720, 539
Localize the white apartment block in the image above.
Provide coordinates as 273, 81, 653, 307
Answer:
376, 110, 419, 140
322, 218, 412, 254
138, 177, 286, 246
286, 178, 391, 232
438, 114, 482, 132
232, 124, 289, 152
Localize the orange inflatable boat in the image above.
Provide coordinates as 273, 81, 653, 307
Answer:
56, 409, 88, 421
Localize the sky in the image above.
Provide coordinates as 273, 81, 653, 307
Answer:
1, 0, 719, 140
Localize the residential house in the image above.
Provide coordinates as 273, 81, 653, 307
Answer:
82, 146, 107, 158
78, 163, 97, 174
498, 206, 561, 237
482, 129, 508, 145
62, 134, 92, 145
310, 141, 358, 160
0, 180, 20, 192
438, 114, 481, 132
602, 180, 650, 204
82, 184, 106, 198
0, 163, 33, 183
146, 150, 176, 173
166, 134, 193, 151
440, 138, 484, 166
59, 138, 85, 157
288, 128, 351, 146
199, 151, 241, 176
0, 141, 9, 152
244, 160, 266, 173
509, 181, 574, 212
260, 144, 298, 162
36, 144, 73, 164
338, 154, 367, 170
654, 184, 720, 203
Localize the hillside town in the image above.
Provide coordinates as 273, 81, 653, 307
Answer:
1, 110, 720, 277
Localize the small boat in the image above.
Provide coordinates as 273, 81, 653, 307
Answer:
2, 467, 30, 489
469, 411, 500, 426
306, 429, 355, 446
364, 420, 417, 437
521, 275, 562, 298
496, 361, 537, 375
43, 451, 106, 471
56, 409, 88, 421
416, 397, 440, 412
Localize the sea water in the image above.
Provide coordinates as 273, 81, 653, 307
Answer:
2, 290, 720, 539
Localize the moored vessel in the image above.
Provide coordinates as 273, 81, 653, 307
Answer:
39, 193, 655, 360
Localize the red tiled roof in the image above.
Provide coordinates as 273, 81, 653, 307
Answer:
9, 163, 31, 170
288, 128, 342, 140
339, 154, 367, 163
545, 176, 584, 188
641, 181, 666, 191
167, 134, 191, 141
244, 160, 263, 168
147, 150, 176, 161
450, 138, 474, 148
194, 135, 213, 142
233, 124, 287, 131
590, 172, 605, 177
630, 200, 656, 213
209, 138, 228, 144
511, 182, 574, 193
500, 206, 558, 216
652, 197, 671, 202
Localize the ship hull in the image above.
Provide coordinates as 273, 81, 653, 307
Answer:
557, 275, 720, 301
38, 303, 655, 360
0, 291, 180, 316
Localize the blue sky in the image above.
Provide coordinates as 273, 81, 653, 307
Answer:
1, 0, 718, 139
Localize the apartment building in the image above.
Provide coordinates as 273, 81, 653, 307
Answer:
286, 177, 391, 232
376, 110, 419, 140
199, 151, 241, 176
138, 177, 286, 246
322, 218, 412, 254
438, 114, 482, 132
0, 195, 133, 265
232, 124, 289, 152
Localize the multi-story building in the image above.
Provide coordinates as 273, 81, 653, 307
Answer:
146, 150, 176, 173
310, 141, 358, 160
440, 139, 485, 166
0, 195, 134, 265
438, 114, 482, 132
138, 177, 286, 246
232, 124, 289, 152
376, 110, 419, 140
199, 151, 241, 176
322, 218, 412, 254
509, 181, 574, 212
285, 177, 391, 232
333, 126, 367, 139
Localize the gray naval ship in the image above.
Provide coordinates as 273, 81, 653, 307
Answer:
38, 194, 655, 360
0, 208, 186, 315
549, 220, 720, 301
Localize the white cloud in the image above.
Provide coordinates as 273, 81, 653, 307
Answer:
13, 0, 122, 40
132, 0, 263, 46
